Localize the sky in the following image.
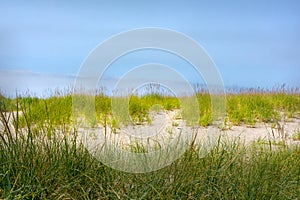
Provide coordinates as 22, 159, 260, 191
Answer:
0, 0, 300, 96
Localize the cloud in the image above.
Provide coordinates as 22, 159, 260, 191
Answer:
0, 69, 201, 97
0, 70, 76, 97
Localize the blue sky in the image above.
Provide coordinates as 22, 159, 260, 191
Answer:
0, 0, 300, 96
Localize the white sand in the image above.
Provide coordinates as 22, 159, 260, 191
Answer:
76, 109, 300, 151
1, 110, 299, 148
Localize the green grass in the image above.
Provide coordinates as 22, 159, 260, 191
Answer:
0, 125, 299, 199
0, 87, 300, 199
3, 89, 299, 129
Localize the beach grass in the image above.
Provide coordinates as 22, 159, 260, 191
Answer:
0, 86, 299, 199
0, 125, 299, 199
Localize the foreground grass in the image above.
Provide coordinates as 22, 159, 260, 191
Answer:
0, 129, 299, 199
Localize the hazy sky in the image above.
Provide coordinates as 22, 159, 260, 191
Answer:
1, 0, 300, 96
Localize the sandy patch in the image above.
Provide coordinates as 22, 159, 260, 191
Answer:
77, 110, 300, 152
1, 110, 299, 149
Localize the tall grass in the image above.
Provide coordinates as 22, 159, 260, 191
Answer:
3, 87, 299, 129
0, 121, 299, 199
226, 89, 300, 125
